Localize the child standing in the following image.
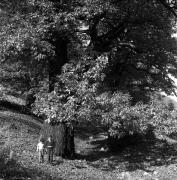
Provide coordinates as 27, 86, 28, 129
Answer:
37, 138, 45, 163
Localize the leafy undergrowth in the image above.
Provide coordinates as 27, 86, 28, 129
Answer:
1, 111, 177, 179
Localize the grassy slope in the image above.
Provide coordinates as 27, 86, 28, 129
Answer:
1, 110, 177, 179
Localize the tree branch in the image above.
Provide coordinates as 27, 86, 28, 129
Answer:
88, 12, 107, 41
157, 0, 177, 18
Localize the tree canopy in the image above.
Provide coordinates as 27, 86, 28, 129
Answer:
1, 0, 177, 136
0, 0, 177, 92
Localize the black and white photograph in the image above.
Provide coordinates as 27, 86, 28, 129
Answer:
1, 0, 177, 179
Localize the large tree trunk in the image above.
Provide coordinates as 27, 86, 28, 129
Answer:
48, 37, 68, 92
41, 121, 75, 158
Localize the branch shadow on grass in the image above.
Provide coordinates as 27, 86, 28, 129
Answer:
0, 153, 62, 180
76, 135, 177, 172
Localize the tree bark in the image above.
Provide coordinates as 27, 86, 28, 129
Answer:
41, 121, 75, 158
48, 37, 68, 92
26, 90, 36, 109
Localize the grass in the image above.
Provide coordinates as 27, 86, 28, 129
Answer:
0, 123, 55, 180
1, 110, 177, 179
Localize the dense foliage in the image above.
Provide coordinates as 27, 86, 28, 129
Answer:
1, 0, 177, 138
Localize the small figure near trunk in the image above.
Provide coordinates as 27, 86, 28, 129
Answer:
46, 135, 55, 163
37, 138, 45, 163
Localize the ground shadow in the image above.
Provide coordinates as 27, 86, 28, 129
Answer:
75, 122, 106, 140
0, 155, 62, 180
76, 136, 177, 172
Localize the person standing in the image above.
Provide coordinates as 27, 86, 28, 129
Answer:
37, 138, 45, 163
46, 135, 55, 163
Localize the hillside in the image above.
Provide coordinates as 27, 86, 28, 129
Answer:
161, 74, 177, 109
1, 109, 177, 179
